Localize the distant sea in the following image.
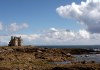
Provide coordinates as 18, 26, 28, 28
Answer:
37, 45, 100, 49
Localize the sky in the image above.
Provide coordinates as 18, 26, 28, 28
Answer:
0, 0, 100, 46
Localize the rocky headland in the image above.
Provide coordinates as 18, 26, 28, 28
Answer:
0, 46, 99, 70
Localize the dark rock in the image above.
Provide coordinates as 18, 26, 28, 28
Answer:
0, 57, 4, 61
0, 67, 10, 70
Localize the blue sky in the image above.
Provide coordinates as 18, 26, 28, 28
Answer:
0, 0, 100, 46
0, 0, 85, 34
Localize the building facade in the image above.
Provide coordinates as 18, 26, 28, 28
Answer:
8, 36, 22, 46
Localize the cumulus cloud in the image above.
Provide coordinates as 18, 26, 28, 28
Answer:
56, 0, 100, 33
0, 35, 10, 46
41, 28, 90, 42
0, 28, 100, 45
8, 23, 29, 32
38, 28, 100, 45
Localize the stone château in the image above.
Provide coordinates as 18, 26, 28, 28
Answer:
8, 36, 22, 46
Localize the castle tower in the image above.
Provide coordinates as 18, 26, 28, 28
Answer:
14, 37, 19, 46
8, 36, 22, 46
